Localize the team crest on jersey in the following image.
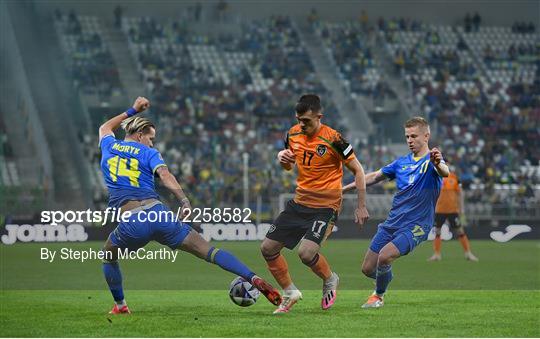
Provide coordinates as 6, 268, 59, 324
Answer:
316, 145, 327, 157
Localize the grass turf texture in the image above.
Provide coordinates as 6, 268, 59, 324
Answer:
1, 240, 539, 337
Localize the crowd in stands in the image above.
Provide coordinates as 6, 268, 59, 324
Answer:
464, 13, 482, 33
95, 15, 345, 212
55, 10, 537, 215
511, 21, 535, 34
377, 16, 539, 211
54, 10, 122, 101
314, 20, 396, 105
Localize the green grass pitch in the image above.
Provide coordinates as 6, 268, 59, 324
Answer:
1, 240, 539, 337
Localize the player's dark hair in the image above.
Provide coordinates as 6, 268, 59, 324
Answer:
121, 116, 155, 135
295, 94, 322, 115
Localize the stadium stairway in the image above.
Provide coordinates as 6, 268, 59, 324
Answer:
101, 19, 146, 103
296, 21, 373, 141
6, 2, 93, 210
371, 35, 415, 118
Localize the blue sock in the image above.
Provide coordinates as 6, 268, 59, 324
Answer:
103, 261, 124, 302
206, 247, 255, 282
375, 264, 393, 295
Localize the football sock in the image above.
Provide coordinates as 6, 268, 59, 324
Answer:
102, 261, 124, 302
375, 264, 393, 296
284, 283, 298, 292
263, 252, 293, 289
434, 234, 442, 254
458, 234, 471, 252
115, 299, 126, 307
206, 247, 255, 282
303, 253, 332, 281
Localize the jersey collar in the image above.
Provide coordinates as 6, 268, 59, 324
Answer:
411, 151, 429, 162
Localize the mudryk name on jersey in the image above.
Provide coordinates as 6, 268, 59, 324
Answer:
285, 124, 356, 211
110, 142, 141, 155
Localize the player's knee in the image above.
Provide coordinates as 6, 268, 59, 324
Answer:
377, 256, 390, 266
298, 248, 318, 265
260, 240, 278, 258
377, 252, 394, 266
361, 265, 375, 277
101, 247, 118, 261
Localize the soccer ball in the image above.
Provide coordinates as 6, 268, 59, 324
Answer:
229, 276, 260, 307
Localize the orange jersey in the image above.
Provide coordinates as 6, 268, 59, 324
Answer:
286, 124, 356, 211
435, 172, 461, 214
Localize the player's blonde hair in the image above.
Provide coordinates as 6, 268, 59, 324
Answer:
404, 116, 430, 133
121, 116, 155, 135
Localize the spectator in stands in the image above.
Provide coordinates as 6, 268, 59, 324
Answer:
472, 12, 481, 32
194, 3, 202, 22
394, 49, 405, 74
307, 8, 318, 25
508, 44, 517, 61
464, 13, 472, 33
67, 10, 82, 35
217, 0, 228, 22
377, 17, 387, 32
114, 5, 122, 29
457, 36, 467, 50
424, 30, 440, 44
512, 21, 536, 34
359, 10, 369, 32
372, 79, 392, 106
483, 44, 494, 67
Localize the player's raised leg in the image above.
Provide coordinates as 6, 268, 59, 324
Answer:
362, 224, 393, 281
361, 248, 379, 280
102, 236, 130, 314
179, 229, 282, 305
362, 242, 400, 309
260, 237, 302, 314
298, 239, 338, 310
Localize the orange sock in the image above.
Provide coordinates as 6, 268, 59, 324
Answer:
458, 234, 471, 252
434, 234, 442, 254
265, 254, 292, 289
308, 253, 332, 281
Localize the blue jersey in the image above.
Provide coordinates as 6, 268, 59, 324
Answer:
380, 153, 443, 230
99, 134, 166, 208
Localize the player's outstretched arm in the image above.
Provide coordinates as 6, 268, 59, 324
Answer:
156, 166, 191, 217
366, 170, 388, 186
277, 149, 295, 171
343, 170, 386, 192
342, 181, 356, 193
430, 147, 450, 177
98, 96, 150, 141
344, 159, 369, 226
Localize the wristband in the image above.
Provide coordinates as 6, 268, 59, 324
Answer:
126, 107, 138, 117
